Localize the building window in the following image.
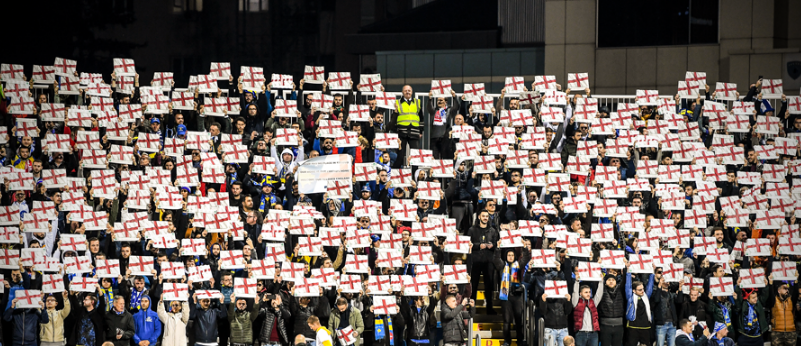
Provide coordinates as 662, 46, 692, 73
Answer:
239, 0, 268, 12
598, 0, 718, 48
174, 0, 203, 12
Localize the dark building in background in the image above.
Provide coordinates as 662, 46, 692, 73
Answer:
3, 0, 544, 91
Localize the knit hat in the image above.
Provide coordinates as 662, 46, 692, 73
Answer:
714, 322, 727, 333
761, 100, 775, 113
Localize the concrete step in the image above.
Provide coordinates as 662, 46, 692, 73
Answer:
472, 339, 517, 346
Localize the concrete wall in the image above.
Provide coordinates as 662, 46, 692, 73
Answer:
376, 48, 545, 93
544, 0, 801, 96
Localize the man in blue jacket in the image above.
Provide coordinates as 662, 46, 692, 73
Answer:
3, 294, 49, 346
132, 295, 161, 346
625, 265, 654, 346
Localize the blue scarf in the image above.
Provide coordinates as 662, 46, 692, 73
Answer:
375, 316, 394, 345
130, 288, 143, 310
718, 302, 731, 327
744, 302, 760, 335
499, 261, 520, 301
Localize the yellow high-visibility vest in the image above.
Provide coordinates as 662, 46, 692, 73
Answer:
396, 99, 421, 127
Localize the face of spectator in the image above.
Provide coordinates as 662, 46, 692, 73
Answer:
171, 301, 183, 312
378, 170, 389, 183
45, 296, 57, 309
19, 147, 30, 159
90, 240, 100, 253
402, 86, 413, 99
478, 212, 489, 225
454, 114, 464, 125
509, 99, 519, 110
175, 114, 184, 124
200, 299, 210, 309
437, 98, 447, 108
236, 299, 247, 310
121, 246, 131, 258
232, 184, 242, 196
134, 278, 145, 291
747, 150, 757, 163
121, 96, 130, 104
323, 139, 333, 150
375, 114, 384, 124
483, 127, 492, 138
32, 161, 42, 173
334, 95, 343, 106
114, 298, 125, 312
15, 192, 25, 202
236, 121, 246, 132
210, 126, 220, 136
83, 296, 95, 308
367, 99, 376, 109
222, 275, 233, 286
446, 297, 458, 309
248, 104, 258, 116
305, 95, 313, 106
38, 94, 47, 104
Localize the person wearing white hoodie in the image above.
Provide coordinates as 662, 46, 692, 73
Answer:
156, 296, 189, 346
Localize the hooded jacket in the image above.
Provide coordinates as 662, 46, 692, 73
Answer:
132, 296, 161, 346
158, 300, 190, 346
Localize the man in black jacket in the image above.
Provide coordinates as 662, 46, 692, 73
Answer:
539, 290, 573, 346
189, 292, 228, 344
69, 287, 108, 346
104, 297, 135, 346
651, 277, 679, 346
467, 210, 498, 314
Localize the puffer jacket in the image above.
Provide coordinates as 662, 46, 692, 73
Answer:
229, 300, 260, 344
3, 307, 49, 346
189, 302, 228, 343
291, 297, 319, 338
40, 300, 71, 342
328, 306, 365, 346
597, 284, 627, 324
258, 303, 291, 344
441, 303, 474, 344
771, 289, 797, 332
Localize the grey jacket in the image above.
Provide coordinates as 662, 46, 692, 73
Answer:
441, 303, 475, 343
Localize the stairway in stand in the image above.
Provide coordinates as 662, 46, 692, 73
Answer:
471, 278, 517, 346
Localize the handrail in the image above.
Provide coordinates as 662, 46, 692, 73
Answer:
468, 316, 474, 346
538, 317, 545, 346
475, 327, 481, 346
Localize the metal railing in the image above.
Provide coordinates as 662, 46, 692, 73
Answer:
468, 317, 474, 346
538, 318, 547, 346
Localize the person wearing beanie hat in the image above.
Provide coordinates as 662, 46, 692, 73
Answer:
132, 295, 160, 346
494, 244, 530, 346
674, 318, 710, 346
706, 321, 735, 346
596, 267, 628, 346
